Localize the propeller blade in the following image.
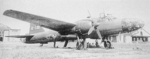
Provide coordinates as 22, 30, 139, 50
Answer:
88, 26, 95, 35
96, 29, 102, 39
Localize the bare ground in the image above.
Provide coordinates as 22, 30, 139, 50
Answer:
0, 42, 150, 59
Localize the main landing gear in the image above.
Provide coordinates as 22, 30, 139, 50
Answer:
76, 39, 87, 50
103, 36, 113, 49
104, 40, 111, 49
76, 35, 87, 50
76, 37, 113, 50
75, 27, 113, 50
75, 35, 113, 50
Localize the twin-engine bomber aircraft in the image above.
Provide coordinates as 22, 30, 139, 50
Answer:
3, 10, 144, 50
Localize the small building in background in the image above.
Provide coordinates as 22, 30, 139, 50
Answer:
3, 29, 21, 42
0, 23, 10, 42
0, 23, 21, 42
110, 29, 150, 43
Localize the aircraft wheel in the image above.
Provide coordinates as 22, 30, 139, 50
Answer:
76, 41, 84, 50
104, 41, 111, 49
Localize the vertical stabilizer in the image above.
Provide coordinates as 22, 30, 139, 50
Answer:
29, 23, 45, 34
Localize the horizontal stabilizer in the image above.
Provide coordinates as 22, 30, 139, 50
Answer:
5, 35, 33, 38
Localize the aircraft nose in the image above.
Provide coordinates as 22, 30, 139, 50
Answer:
131, 19, 144, 29
122, 18, 144, 32
130, 19, 144, 31
137, 20, 144, 28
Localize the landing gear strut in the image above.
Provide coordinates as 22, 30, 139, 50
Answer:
76, 35, 87, 50
64, 39, 68, 47
76, 40, 84, 50
75, 29, 87, 50
53, 39, 56, 48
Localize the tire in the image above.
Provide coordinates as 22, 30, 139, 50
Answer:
104, 41, 111, 48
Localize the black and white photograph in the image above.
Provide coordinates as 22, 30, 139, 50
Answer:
0, 0, 150, 59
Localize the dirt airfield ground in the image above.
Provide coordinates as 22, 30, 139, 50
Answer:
0, 41, 150, 59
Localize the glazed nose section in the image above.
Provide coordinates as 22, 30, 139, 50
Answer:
133, 19, 144, 29
137, 20, 144, 28
122, 18, 144, 32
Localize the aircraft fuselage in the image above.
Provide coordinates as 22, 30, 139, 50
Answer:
74, 18, 143, 38
24, 18, 143, 43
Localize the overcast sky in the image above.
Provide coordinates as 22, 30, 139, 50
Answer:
0, 0, 150, 35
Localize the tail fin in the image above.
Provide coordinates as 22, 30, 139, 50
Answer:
29, 23, 45, 34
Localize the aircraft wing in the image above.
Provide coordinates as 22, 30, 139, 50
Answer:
5, 35, 33, 38
3, 10, 76, 34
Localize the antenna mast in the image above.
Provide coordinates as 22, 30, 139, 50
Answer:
87, 10, 91, 18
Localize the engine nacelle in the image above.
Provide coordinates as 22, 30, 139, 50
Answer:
75, 20, 92, 33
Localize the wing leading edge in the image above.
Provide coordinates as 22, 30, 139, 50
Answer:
3, 10, 76, 34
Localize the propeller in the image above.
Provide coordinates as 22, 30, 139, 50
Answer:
88, 24, 102, 39
86, 10, 102, 39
